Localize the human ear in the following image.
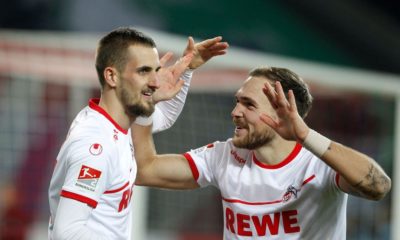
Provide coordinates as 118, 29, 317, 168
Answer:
104, 67, 118, 88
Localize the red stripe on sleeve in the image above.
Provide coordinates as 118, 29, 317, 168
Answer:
183, 153, 199, 181
104, 181, 129, 194
335, 172, 341, 189
60, 190, 98, 208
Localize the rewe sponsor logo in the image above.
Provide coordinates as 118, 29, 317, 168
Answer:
225, 207, 300, 237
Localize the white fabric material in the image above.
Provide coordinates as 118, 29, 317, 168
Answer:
49, 69, 192, 239
184, 139, 347, 240
51, 197, 108, 240
151, 69, 193, 133
49, 99, 136, 240
303, 129, 332, 158
134, 113, 154, 126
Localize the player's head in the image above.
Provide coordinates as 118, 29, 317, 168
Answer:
231, 67, 313, 149
95, 27, 160, 117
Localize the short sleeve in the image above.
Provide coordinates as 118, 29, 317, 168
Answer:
313, 156, 342, 192
60, 138, 112, 208
183, 142, 223, 187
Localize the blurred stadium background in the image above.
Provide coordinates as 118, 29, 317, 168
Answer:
1, 1, 399, 240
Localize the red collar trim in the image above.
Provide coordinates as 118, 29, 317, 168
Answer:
253, 143, 302, 169
88, 98, 128, 135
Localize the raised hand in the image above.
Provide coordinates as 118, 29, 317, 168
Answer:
183, 36, 229, 69
260, 81, 309, 142
153, 52, 193, 103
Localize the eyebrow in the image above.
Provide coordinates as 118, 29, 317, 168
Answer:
236, 95, 259, 107
136, 66, 153, 72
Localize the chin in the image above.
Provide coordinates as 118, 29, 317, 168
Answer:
125, 102, 155, 118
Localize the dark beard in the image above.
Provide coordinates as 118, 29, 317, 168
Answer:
120, 86, 155, 117
125, 102, 154, 117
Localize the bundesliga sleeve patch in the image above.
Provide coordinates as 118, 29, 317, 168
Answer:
75, 165, 102, 192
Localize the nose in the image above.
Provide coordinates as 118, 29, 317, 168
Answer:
231, 104, 243, 118
148, 72, 160, 90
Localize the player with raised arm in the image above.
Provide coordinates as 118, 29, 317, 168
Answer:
48, 27, 228, 240
132, 67, 391, 239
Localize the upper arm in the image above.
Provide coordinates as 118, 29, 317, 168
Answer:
135, 153, 199, 190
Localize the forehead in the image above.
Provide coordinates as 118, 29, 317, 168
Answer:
236, 76, 271, 99
126, 45, 160, 67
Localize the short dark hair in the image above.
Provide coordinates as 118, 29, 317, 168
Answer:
249, 67, 313, 118
95, 27, 156, 87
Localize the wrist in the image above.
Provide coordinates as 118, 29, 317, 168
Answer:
302, 129, 331, 158
183, 68, 194, 77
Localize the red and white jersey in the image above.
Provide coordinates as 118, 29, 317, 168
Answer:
184, 139, 348, 240
49, 99, 137, 239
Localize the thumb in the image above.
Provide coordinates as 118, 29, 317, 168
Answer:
183, 36, 195, 56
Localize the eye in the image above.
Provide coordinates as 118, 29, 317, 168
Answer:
247, 104, 256, 110
137, 67, 152, 75
138, 69, 148, 75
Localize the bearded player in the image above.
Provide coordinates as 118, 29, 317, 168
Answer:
132, 67, 391, 239
48, 27, 228, 239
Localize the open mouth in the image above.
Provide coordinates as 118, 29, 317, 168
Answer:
234, 123, 248, 135
141, 90, 154, 100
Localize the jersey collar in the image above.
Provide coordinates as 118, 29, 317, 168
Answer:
89, 98, 128, 135
252, 143, 302, 169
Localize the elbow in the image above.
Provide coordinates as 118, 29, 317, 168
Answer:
369, 176, 392, 201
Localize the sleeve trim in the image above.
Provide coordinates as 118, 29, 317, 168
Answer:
335, 172, 341, 189
61, 190, 98, 208
183, 153, 199, 181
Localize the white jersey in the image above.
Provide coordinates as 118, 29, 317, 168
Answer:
184, 139, 348, 240
48, 70, 192, 239
49, 99, 137, 239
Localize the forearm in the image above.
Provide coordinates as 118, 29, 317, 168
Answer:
304, 129, 391, 200
152, 69, 193, 133
321, 141, 391, 200
52, 198, 109, 240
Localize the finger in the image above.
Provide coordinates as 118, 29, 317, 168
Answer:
275, 81, 290, 108
208, 42, 229, 51
160, 52, 174, 67
170, 79, 185, 95
210, 50, 227, 56
260, 113, 278, 129
199, 36, 223, 48
288, 90, 298, 112
183, 36, 195, 55
263, 82, 278, 108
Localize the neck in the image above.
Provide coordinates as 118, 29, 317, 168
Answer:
253, 137, 298, 166
99, 90, 132, 130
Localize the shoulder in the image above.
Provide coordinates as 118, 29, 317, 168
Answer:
61, 110, 116, 164
189, 139, 232, 154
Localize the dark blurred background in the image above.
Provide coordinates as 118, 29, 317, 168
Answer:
1, 0, 399, 74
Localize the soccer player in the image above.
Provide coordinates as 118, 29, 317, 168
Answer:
132, 67, 391, 239
48, 27, 228, 239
